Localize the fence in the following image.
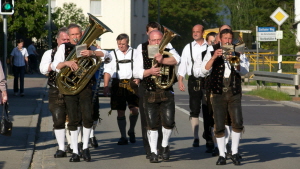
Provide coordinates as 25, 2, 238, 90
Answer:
253, 71, 300, 100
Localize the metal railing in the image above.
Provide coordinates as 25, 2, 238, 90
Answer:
253, 71, 300, 97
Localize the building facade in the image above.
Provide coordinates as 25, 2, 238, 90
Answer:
51, 0, 148, 49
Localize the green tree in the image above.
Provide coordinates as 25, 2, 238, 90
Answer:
7, 0, 48, 40
149, 0, 222, 53
223, 0, 297, 56
52, 3, 89, 29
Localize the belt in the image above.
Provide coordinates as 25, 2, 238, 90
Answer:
119, 79, 130, 83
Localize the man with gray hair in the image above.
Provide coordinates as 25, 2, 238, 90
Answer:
103, 33, 140, 145
40, 27, 70, 158
52, 23, 111, 162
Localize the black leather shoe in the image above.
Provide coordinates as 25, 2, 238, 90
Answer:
157, 148, 162, 159
212, 147, 219, 157
192, 139, 199, 147
89, 136, 99, 148
216, 156, 226, 165
117, 137, 128, 145
150, 152, 159, 163
66, 144, 73, 153
205, 142, 214, 153
78, 142, 83, 157
69, 153, 80, 162
162, 146, 170, 161
128, 131, 136, 143
230, 153, 241, 165
82, 148, 91, 162
54, 150, 67, 158
146, 152, 151, 159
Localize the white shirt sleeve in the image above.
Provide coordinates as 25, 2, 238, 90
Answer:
201, 46, 214, 76
51, 44, 66, 72
103, 50, 116, 78
177, 44, 189, 77
237, 53, 249, 76
39, 49, 52, 75
133, 44, 145, 80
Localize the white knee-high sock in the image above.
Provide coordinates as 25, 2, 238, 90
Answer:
211, 127, 218, 147
82, 127, 92, 149
162, 127, 172, 147
216, 136, 226, 158
90, 128, 95, 138
78, 126, 82, 143
149, 130, 158, 154
231, 130, 241, 155
71, 130, 79, 154
54, 129, 65, 151
225, 125, 231, 144
191, 117, 199, 139
65, 123, 71, 145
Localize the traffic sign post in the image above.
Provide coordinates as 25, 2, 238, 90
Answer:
270, 7, 289, 73
1, 0, 15, 79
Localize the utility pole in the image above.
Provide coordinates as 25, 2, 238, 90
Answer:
48, 0, 52, 49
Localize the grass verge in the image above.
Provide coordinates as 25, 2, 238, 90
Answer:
245, 87, 292, 101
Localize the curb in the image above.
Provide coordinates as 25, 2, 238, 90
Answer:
20, 80, 48, 169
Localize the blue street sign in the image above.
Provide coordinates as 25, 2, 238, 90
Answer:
258, 27, 276, 32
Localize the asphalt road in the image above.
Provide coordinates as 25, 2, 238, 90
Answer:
31, 85, 300, 169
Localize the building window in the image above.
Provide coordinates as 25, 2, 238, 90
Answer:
134, 0, 137, 16
51, 0, 56, 12
142, 34, 145, 42
142, 0, 146, 17
90, 0, 101, 15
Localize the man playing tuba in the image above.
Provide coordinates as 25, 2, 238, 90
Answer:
51, 23, 111, 162
133, 30, 180, 163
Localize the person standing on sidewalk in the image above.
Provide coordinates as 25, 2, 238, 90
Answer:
28, 41, 40, 74
51, 23, 111, 162
39, 27, 70, 158
0, 61, 8, 104
103, 33, 140, 145
177, 24, 214, 152
10, 39, 29, 97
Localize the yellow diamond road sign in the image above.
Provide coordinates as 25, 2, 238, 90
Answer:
270, 7, 289, 26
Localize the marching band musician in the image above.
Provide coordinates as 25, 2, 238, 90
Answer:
133, 30, 180, 163
177, 24, 214, 152
136, 21, 165, 159
51, 23, 111, 162
39, 27, 70, 158
103, 33, 140, 145
201, 29, 249, 165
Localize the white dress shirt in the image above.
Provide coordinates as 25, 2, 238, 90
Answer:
133, 43, 180, 80
177, 40, 208, 78
201, 47, 250, 77
39, 49, 53, 75
104, 47, 138, 79
51, 44, 111, 72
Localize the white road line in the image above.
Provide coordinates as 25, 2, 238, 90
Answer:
242, 104, 284, 107
175, 105, 203, 122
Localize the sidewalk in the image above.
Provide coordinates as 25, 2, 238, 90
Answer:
0, 73, 48, 169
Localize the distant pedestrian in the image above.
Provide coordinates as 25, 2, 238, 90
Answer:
10, 39, 28, 97
0, 61, 8, 104
27, 41, 39, 73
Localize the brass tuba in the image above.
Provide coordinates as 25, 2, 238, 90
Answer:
151, 25, 179, 89
56, 13, 113, 95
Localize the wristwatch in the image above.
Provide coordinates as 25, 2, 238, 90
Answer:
92, 51, 96, 56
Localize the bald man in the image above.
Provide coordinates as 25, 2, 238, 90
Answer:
177, 24, 214, 152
